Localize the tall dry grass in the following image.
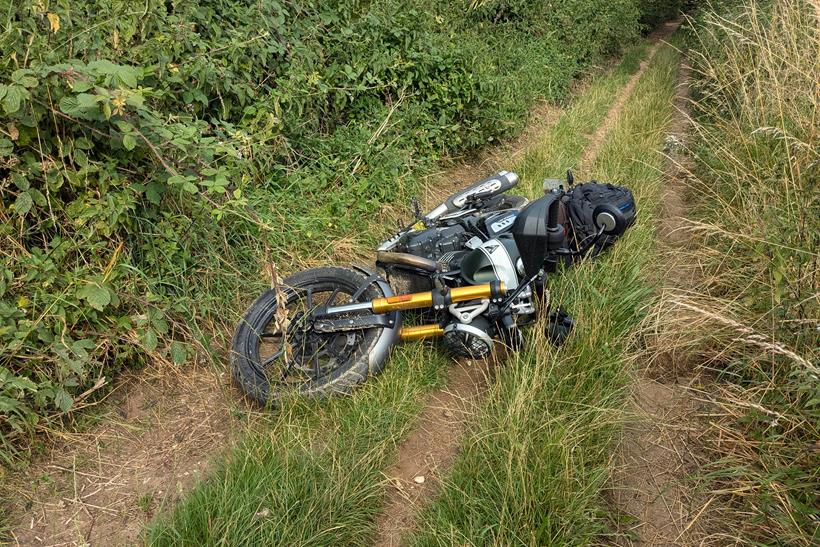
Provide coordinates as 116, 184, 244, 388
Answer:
646, 0, 819, 543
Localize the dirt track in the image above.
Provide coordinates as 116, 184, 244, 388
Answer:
610, 49, 717, 546
3, 364, 241, 546
2, 19, 700, 547
371, 20, 686, 545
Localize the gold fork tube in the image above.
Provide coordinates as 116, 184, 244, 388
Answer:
399, 324, 445, 341
371, 291, 433, 313
371, 283, 505, 313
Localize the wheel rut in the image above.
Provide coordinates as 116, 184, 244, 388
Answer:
370, 20, 683, 546
373, 359, 491, 547
610, 51, 717, 546
576, 18, 683, 177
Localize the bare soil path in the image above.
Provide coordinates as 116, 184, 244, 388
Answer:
610, 56, 716, 545
371, 21, 683, 546
373, 359, 492, 547
3, 364, 243, 546
576, 19, 684, 177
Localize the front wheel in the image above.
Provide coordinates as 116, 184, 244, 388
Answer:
230, 267, 399, 406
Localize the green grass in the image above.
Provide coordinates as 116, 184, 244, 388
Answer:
145, 40, 661, 545
149, 344, 447, 544
410, 43, 683, 545
650, 1, 819, 543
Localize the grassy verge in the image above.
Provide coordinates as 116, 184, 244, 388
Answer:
145, 42, 658, 545
411, 43, 683, 545
148, 343, 447, 545
649, 1, 819, 543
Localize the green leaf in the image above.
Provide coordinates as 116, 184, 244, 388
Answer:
182, 182, 199, 194
74, 137, 93, 150
11, 69, 38, 89
0, 138, 12, 157
12, 173, 29, 191
77, 93, 98, 108
170, 341, 188, 365
13, 192, 33, 216
71, 80, 92, 93
114, 66, 139, 88
59, 95, 83, 117
30, 189, 47, 206
0, 367, 38, 391
77, 283, 111, 311
142, 328, 158, 352
114, 120, 133, 132
125, 93, 145, 108
54, 389, 73, 412
145, 182, 163, 205
2, 85, 23, 114
122, 133, 137, 151
87, 59, 119, 75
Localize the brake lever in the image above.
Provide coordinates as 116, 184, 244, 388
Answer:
411, 197, 423, 221
468, 188, 501, 205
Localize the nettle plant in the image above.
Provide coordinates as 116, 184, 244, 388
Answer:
0, 59, 245, 442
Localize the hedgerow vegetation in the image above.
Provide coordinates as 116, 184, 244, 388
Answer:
0, 1, 671, 462
655, 0, 818, 542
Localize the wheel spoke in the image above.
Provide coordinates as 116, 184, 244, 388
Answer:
306, 286, 313, 312
319, 336, 345, 362
311, 347, 320, 380
325, 287, 341, 307
252, 283, 365, 387
261, 349, 284, 368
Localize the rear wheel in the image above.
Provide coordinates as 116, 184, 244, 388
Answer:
231, 267, 397, 406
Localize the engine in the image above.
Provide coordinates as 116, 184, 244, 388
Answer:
380, 214, 542, 359
394, 224, 469, 261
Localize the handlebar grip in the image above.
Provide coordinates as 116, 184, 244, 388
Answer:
547, 197, 559, 230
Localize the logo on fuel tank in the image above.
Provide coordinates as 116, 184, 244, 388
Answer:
489, 212, 516, 234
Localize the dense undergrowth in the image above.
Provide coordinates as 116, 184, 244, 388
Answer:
0, 1, 673, 463
651, 0, 818, 542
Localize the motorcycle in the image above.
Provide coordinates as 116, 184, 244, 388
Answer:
231, 170, 636, 406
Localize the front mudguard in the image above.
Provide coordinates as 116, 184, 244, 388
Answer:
350, 265, 402, 372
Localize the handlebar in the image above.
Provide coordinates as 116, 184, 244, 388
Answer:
426, 171, 519, 221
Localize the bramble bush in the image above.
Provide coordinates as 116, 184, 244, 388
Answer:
0, 0, 672, 462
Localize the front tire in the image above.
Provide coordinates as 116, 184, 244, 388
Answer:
231, 267, 398, 406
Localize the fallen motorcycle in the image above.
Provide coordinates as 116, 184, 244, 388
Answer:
231, 170, 636, 406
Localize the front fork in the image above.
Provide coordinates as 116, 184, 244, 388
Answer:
313, 281, 507, 341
